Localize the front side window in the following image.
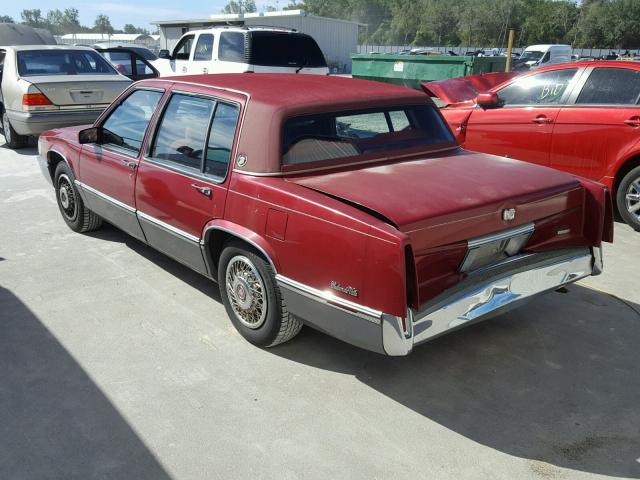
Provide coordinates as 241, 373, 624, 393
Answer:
576, 68, 640, 105
205, 103, 240, 180
17, 50, 117, 77
219, 32, 245, 63
282, 105, 454, 166
194, 34, 214, 61
101, 89, 163, 153
498, 68, 578, 106
151, 94, 215, 172
172, 35, 194, 61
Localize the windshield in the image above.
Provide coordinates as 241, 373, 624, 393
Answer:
519, 50, 544, 62
17, 49, 117, 76
282, 105, 455, 167
249, 31, 326, 68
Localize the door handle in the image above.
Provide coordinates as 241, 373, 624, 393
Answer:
122, 160, 137, 170
624, 117, 640, 127
191, 184, 212, 197
532, 115, 553, 124
181, 66, 188, 73
203, 67, 208, 74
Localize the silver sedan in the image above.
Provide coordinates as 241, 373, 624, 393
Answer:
0, 45, 131, 149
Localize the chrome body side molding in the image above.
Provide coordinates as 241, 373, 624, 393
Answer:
74, 180, 146, 242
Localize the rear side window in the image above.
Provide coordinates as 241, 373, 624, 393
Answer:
249, 32, 326, 68
17, 50, 116, 76
151, 94, 215, 172
172, 35, 194, 61
576, 68, 640, 105
219, 32, 245, 63
282, 105, 454, 165
194, 34, 214, 61
101, 89, 163, 154
498, 69, 577, 105
205, 103, 240, 180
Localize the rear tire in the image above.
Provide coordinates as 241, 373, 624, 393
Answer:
1, 107, 27, 149
218, 241, 302, 348
54, 162, 103, 233
617, 166, 640, 231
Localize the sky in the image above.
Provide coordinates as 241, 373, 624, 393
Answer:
2, 0, 281, 30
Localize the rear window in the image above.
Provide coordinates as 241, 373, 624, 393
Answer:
17, 50, 117, 77
282, 105, 455, 166
249, 32, 326, 68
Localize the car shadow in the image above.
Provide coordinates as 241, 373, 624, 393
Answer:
0, 286, 172, 479
271, 284, 640, 478
86, 222, 221, 302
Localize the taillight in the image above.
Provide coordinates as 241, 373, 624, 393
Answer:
22, 92, 56, 110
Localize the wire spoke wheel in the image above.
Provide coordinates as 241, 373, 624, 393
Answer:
2, 110, 12, 144
625, 178, 640, 219
225, 255, 267, 329
57, 173, 78, 222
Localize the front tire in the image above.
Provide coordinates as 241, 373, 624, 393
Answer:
54, 162, 103, 233
617, 166, 640, 231
218, 242, 302, 348
1, 108, 27, 149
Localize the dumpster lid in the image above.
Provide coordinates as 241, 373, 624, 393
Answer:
420, 71, 519, 105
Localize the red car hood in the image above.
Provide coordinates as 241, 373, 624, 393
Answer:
421, 71, 519, 105
287, 149, 582, 249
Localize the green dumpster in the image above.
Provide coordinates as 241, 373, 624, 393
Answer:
351, 54, 507, 90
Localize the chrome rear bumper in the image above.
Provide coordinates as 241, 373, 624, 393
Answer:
383, 247, 598, 356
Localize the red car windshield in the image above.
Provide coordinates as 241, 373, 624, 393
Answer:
282, 105, 455, 167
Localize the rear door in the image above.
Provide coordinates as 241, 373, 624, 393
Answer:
216, 31, 248, 73
135, 89, 242, 274
188, 33, 214, 74
463, 67, 580, 167
551, 66, 640, 183
78, 87, 165, 241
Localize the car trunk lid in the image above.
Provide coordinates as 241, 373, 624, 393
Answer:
288, 150, 586, 306
25, 75, 131, 107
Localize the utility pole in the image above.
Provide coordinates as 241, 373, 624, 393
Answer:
505, 29, 514, 72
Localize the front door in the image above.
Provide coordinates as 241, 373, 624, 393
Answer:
551, 66, 640, 183
463, 67, 580, 167
189, 33, 214, 74
170, 34, 195, 75
135, 91, 241, 275
78, 88, 164, 241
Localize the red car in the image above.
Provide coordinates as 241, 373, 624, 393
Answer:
423, 61, 640, 230
38, 74, 612, 356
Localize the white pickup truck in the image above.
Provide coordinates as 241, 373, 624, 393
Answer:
152, 26, 329, 76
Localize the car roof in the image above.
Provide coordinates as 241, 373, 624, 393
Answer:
158, 73, 426, 109
529, 60, 640, 73
1, 44, 97, 52
143, 74, 431, 174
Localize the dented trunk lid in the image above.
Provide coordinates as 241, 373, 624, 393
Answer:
421, 71, 519, 105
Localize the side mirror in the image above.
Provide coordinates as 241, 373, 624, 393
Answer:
79, 126, 102, 144
475, 92, 500, 109
158, 49, 170, 59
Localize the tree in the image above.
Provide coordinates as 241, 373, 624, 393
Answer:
93, 14, 114, 35
20, 9, 46, 28
222, 0, 257, 14
0, 15, 15, 23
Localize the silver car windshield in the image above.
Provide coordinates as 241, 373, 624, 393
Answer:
17, 50, 118, 77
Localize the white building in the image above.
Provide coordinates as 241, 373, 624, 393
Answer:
57, 33, 159, 49
151, 10, 362, 72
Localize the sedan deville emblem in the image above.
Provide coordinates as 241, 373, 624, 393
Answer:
502, 208, 516, 222
330, 281, 358, 297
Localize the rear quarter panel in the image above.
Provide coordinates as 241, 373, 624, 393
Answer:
224, 174, 409, 316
